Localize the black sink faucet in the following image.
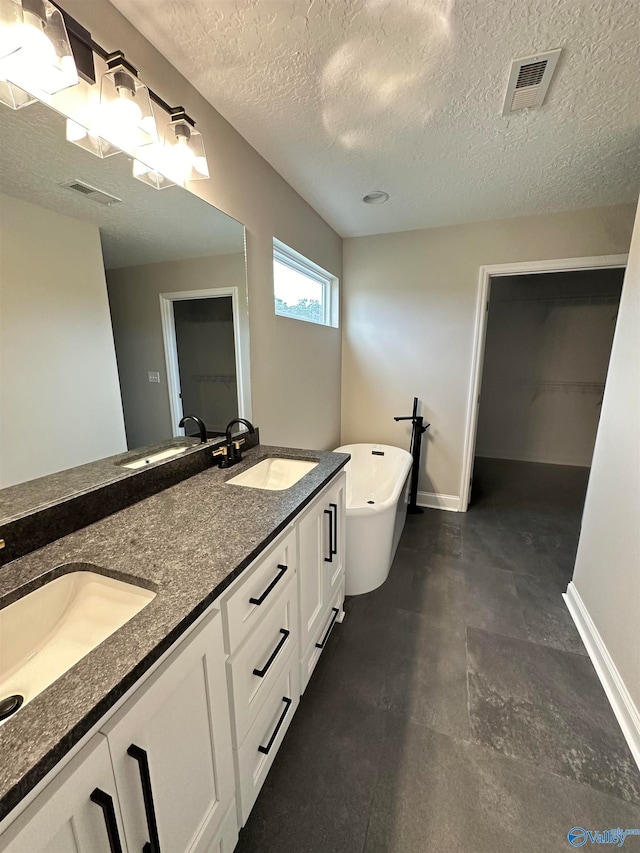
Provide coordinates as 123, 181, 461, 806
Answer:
179, 415, 207, 444
213, 418, 256, 468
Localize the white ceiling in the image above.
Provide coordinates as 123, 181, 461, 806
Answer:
0, 101, 244, 268
110, 0, 640, 238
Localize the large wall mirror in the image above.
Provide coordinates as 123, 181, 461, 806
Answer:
0, 100, 249, 511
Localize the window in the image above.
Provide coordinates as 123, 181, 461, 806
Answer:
273, 239, 339, 327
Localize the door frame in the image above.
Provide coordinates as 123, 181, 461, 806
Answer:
459, 254, 628, 511
159, 287, 251, 438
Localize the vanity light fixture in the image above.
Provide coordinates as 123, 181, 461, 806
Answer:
0, 0, 77, 105
0, 1, 211, 187
133, 108, 209, 189
67, 50, 157, 158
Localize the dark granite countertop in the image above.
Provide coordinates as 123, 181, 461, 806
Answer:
0, 437, 204, 525
0, 444, 349, 822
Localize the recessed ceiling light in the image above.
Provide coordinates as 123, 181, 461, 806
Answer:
362, 191, 389, 205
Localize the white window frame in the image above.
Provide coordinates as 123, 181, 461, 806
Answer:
273, 239, 339, 328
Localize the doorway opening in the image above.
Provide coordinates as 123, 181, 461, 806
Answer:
160, 288, 250, 439
461, 255, 627, 514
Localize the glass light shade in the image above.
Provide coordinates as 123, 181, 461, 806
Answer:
0, 0, 22, 60
0, 0, 78, 100
132, 141, 176, 190
163, 117, 209, 186
66, 110, 120, 159
67, 59, 158, 159
0, 77, 34, 108
133, 114, 209, 190
96, 61, 157, 155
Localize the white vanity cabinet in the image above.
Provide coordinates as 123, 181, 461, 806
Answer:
0, 467, 348, 850
0, 611, 237, 853
298, 471, 346, 692
101, 610, 235, 853
1, 736, 125, 853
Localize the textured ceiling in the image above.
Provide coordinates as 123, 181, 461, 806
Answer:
0, 102, 244, 268
110, 0, 640, 237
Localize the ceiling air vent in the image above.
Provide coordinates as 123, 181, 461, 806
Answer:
60, 180, 122, 205
502, 49, 561, 116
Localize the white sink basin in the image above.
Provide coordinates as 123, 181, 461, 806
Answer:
226, 458, 318, 491
121, 446, 189, 469
0, 570, 155, 720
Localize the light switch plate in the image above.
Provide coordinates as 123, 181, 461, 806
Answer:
148, 371, 160, 383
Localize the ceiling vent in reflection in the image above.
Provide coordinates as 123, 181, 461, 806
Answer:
502, 49, 561, 115
60, 180, 122, 205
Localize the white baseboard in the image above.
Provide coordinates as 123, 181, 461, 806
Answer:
416, 491, 460, 512
564, 582, 640, 770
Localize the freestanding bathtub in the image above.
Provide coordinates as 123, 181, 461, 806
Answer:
334, 444, 413, 595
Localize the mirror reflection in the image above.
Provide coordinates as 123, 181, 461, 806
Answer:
0, 100, 249, 502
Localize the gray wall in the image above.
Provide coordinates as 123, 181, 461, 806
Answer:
62, 0, 343, 452
107, 253, 247, 449
572, 202, 640, 723
342, 204, 636, 507
476, 269, 623, 467
0, 194, 127, 487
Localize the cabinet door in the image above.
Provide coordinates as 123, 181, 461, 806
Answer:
297, 493, 330, 654
324, 473, 346, 600
102, 611, 234, 853
1, 736, 127, 853
298, 474, 346, 655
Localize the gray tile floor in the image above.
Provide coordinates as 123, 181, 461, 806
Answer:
236, 459, 640, 852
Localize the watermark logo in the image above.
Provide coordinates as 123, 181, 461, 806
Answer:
569, 828, 588, 847
568, 827, 640, 847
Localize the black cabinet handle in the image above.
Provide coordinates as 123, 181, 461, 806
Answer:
323, 509, 333, 563
127, 744, 161, 853
316, 607, 340, 649
90, 788, 124, 853
258, 697, 292, 755
249, 564, 288, 605
329, 503, 338, 556
253, 628, 290, 677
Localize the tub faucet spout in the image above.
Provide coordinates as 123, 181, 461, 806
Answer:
394, 397, 430, 515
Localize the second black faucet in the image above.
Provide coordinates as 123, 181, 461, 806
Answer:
213, 418, 256, 468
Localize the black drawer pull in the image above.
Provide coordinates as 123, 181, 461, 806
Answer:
253, 628, 290, 677
90, 788, 123, 853
127, 744, 162, 853
250, 564, 288, 605
329, 502, 338, 555
316, 607, 340, 649
258, 696, 292, 755
324, 509, 333, 563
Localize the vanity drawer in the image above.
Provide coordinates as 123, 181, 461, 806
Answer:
223, 528, 297, 654
300, 581, 345, 695
227, 573, 298, 745
236, 653, 300, 825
